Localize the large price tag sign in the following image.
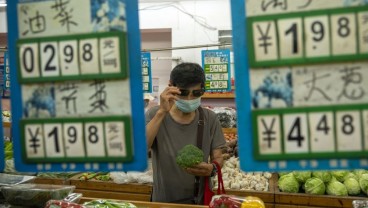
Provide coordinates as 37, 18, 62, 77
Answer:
201, 49, 231, 92
7, 0, 147, 172
141, 52, 152, 93
232, 0, 368, 172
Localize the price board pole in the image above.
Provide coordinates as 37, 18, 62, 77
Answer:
141, 52, 152, 93
201, 49, 232, 92
7, 0, 147, 172
232, 0, 368, 172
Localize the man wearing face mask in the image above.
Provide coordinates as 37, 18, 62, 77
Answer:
145, 62, 226, 204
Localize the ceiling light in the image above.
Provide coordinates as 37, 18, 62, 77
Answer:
0, 3, 6, 7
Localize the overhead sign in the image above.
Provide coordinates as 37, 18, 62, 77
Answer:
201, 49, 232, 92
141, 52, 152, 93
7, 0, 147, 172
232, 0, 368, 172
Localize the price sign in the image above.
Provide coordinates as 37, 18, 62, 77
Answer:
232, 0, 368, 171
247, 6, 368, 68
7, 0, 147, 172
3, 52, 10, 97
141, 52, 152, 93
201, 49, 231, 92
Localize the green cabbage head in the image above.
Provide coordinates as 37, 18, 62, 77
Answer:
278, 173, 300, 193
344, 178, 361, 195
331, 170, 349, 182
359, 174, 368, 194
354, 169, 368, 178
343, 172, 359, 181
312, 171, 332, 183
304, 177, 325, 195
326, 178, 348, 196
293, 171, 311, 183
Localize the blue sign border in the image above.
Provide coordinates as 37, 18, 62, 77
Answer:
231, 0, 368, 172
7, 0, 147, 172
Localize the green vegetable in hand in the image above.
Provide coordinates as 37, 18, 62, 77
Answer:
278, 173, 300, 193
304, 177, 325, 195
176, 145, 204, 168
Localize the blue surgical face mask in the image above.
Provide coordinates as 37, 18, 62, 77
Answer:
175, 97, 201, 113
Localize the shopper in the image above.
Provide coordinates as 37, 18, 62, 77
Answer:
145, 62, 226, 204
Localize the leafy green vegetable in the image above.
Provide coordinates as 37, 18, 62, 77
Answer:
359, 173, 368, 194
344, 178, 361, 195
354, 169, 368, 178
312, 171, 332, 183
278, 173, 300, 193
326, 178, 348, 196
304, 177, 325, 195
176, 145, 204, 168
278, 172, 291, 177
83, 199, 137, 208
343, 172, 359, 182
331, 170, 349, 182
293, 171, 311, 183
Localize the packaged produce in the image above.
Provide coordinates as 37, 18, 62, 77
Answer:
45, 200, 85, 208
353, 200, 368, 208
1, 184, 75, 208
209, 195, 265, 208
83, 199, 137, 208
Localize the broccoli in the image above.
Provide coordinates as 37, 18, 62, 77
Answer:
176, 144, 204, 168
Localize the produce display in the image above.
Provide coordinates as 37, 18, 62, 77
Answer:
175, 144, 204, 168
212, 107, 237, 128
83, 199, 137, 208
222, 138, 238, 159
37, 172, 81, 179
213, 157, 272, 191
277, 170, 368, 196
45, 200, 84, 208
78, 172, 111, 181
209, 195, 265, 208
1, 184, 74, 208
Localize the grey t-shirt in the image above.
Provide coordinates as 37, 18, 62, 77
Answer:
145, 106, 226, 204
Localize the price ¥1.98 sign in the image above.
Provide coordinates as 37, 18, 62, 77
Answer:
248, 6, 368, 68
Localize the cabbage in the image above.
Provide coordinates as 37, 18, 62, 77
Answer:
293, 171, 311, 183
343, 172, 359, 182
326, 178, 348, 196
359, 174, 368, 194
331, 170, 349, 182
344, 178, 361, 195
354, 169, 368, 178
278, 173, 300, 193
278, 172, 291, 177
304, 177, 325, 195
312, 171, 332, 183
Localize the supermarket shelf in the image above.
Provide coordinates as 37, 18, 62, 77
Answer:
202, 92, 235, 99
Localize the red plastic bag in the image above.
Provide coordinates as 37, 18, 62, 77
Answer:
204, 161, 226, 205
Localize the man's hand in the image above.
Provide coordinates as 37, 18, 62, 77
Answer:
185, 162, 213, 176
159, 87, 181, 113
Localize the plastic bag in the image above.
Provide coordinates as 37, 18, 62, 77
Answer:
209, 195, 265, 208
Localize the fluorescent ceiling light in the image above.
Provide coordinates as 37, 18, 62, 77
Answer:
0, 3, 6, 7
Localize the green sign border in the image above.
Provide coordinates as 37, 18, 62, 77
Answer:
252, 103, 368, 161
17, 31, 128, 83
20, 116, 133, 163
247, 6, 368, 68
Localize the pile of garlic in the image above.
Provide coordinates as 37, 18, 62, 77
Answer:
213, 156, 272, 191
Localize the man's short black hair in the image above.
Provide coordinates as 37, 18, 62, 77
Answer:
170, 62, 205, 88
